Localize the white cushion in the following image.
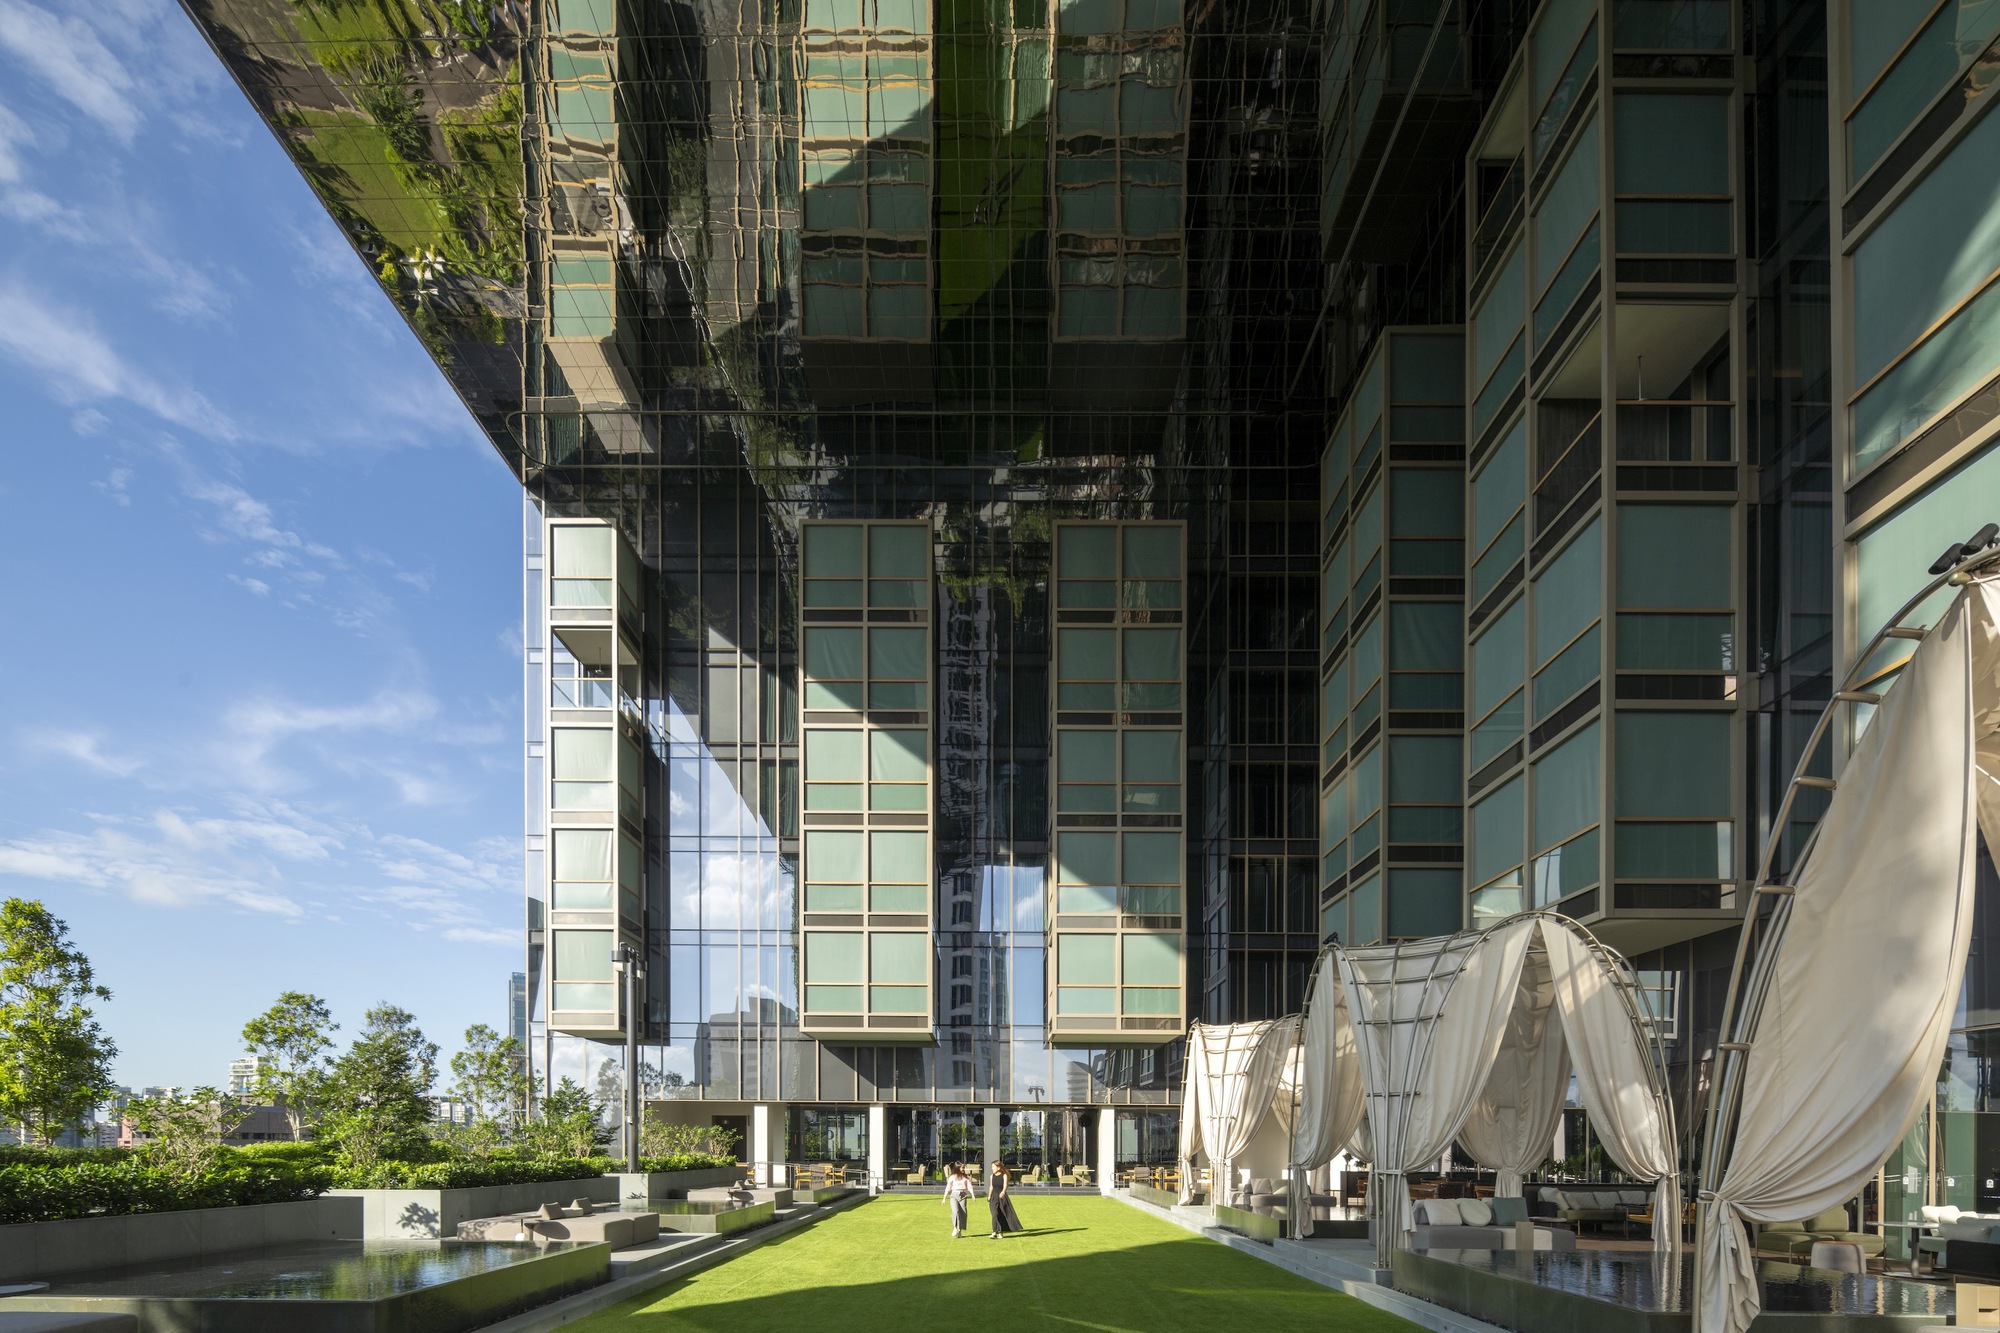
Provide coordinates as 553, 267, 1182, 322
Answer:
1619, 1189, 1649, 1208
1418, 1199, 1463, 1226
1591, 1191, 1621, 1210
1538, 1187, 1563, 1204
1458, 1199, 1494, 1226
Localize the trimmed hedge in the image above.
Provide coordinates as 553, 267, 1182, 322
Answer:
638, 1153, 738, 1174
0, 1159, 332, 1225
326, 1157, 607, 1190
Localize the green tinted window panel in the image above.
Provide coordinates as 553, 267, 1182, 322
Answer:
869, 627, 926, 680
1121, 933, 1180, 985
1058, 987, 1116, 1014
1122, 831, 1181, 885
1059, 884, 1118, 913
806, 830, 865, 882
806, 932, 864, 983
869, 829, 929, 882
869, 932, 929, 984
806, 984, 864, 1012
870, 729, 927, 780
1122, 628, 1180, 679
1121, 730, 1180, 781
1059, 730, 1116, 782
1058, 628, 1116, 680
1057, 831, 1117, 885
1059, 934, 1116, 984
805, 729, 864, 781
1122, 987, 1180, 1014
1058, 525, 1117, 577
1122, 526, 1181, 578
805, 525, 864, 577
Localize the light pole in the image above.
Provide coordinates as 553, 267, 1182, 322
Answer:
615, 942, 646, 1174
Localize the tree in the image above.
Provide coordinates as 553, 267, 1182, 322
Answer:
241, 992, 338, 1141
0, 898, 117, 1146
124, 1087, 247, 1182
317, 1004, 438, 1169
522, 1077, 604, 1158
446, 1023, 526, 1152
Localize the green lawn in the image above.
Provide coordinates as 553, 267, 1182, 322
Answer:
567, 1194, 1418, 1332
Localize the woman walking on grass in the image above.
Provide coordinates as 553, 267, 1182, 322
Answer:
943, 1162, 974, 1238
987, 1159, 1023, 1238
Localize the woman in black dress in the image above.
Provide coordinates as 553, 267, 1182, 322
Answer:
987, 1159, 1023, 1238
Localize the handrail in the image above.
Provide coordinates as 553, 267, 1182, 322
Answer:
1693, 534, 2000, 1319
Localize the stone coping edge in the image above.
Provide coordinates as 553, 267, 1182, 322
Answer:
1110, 1189, 1510, 1333
470, 1190, 874, 1332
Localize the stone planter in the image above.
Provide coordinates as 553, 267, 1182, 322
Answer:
0, 1198, 362, 1283
326, 1177, 617, 1239
611, 1167, 743, 1202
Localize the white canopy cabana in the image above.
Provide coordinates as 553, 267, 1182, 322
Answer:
1176, 1018, 1298, 1206
1286, 913, 1679, 1268
1695, 574, 2000, 1333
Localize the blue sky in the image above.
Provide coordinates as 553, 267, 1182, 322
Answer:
0, 0, 526, 1089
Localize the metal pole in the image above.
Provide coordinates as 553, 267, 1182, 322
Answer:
621, 944, 642, 1174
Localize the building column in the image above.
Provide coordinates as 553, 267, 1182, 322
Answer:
1098, 1108, 1118, 1195
983, 1106, 1001, 1174
751, 1104, 774, 1186
867, 1105, 886, 1195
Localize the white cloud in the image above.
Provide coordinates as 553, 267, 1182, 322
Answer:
0, 284, 236, 436
229, 574, 270, 596
93, 465, 130, 504
27, 729, 143, 778
0, 2, 140, 141
0, 800, 517, 941
216, 689, 439, 789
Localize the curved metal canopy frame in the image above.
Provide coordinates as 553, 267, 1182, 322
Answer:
1694, 538, 2000, 1312
1289, 910, 1678, 1267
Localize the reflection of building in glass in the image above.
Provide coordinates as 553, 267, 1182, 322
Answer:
184, 0, 2000, 1207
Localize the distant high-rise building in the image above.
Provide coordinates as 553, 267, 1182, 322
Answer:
226, 1057, 263, 1098
509, 972, 529, 1045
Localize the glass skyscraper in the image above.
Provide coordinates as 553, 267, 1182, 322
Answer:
184, 0, 2000, 1192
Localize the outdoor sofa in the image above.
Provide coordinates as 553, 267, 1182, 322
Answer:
1912, 1208, 2000, 1276
1538, 1186, 1652, 1234
1411, 1197, 1577, 1252
456, 1198, 658, 1249
1754, 1207, 1884, 1261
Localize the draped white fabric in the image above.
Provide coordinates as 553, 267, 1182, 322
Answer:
1697, 579, 2000, 1333
1285, 950, 1368, 1226
1176, 1019, 1297, 1205
1455, 941, 1568, 1201
1339, 919, 1535, 1266
1542, 926, 1681, 1258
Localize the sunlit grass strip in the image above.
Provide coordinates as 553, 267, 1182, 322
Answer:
567, 1193, 1420, 1332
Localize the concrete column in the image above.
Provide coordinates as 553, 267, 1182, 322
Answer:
983, 1106, 1001, 1174
751, 1104, 773, 1186
867, 1105, 886, 1195
1098, 1108, 1118, 1195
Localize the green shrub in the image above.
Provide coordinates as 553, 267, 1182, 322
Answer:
0, 1159, 332, 1225
325, 1157, 605, 1190
0, 1145, 130, 1168
637, 1152, 738, 1174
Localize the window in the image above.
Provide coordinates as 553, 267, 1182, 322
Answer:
800, 521, 934, 1029
799, 12, 933, 340
1633, 968, 1681, 1040
1613, 94, 1730, 255
551, 727, 615, 810
1472, 598, 1526, 768
1052, 523, 1185, 1033
1531, 721, 1600, 903
552, 930, 614, 1011
1616, 505, 1733, 670
1615, 711, 1732, 879
551, 827, 614, 910
1848, 2, 2000, 183
1534, 118, 1600, 295
1053, 1, 1186, 337
1851, 105, 2000, 472
550, 525, 614, 606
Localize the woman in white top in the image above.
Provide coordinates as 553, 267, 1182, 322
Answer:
942, 1161, 974, 1237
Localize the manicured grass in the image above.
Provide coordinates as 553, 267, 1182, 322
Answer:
569, 1194, 1419, 1331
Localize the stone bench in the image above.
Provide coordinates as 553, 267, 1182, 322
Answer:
685, 1187, 794, 1208
457, 1203, 659, 1250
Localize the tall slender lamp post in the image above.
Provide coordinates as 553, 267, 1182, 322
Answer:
615, 942, 646, 1174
